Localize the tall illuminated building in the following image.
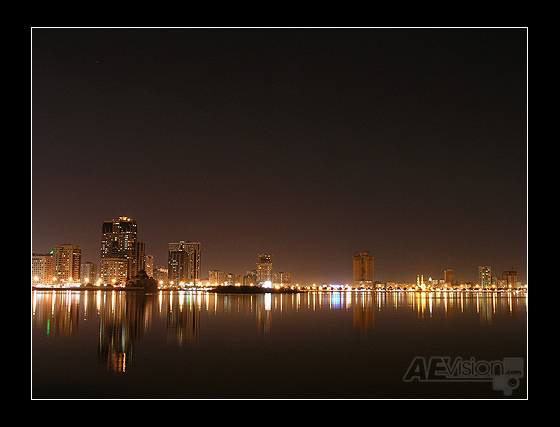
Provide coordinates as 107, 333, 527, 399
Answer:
256, 254, 273, 287
52, 244, 81, 283
444, 269, 454, 286
168, 241, 201, 285
32, 253, 54, 285
478, 265, 491, 289
100, 216, 143, 284
353, 251, 374, 287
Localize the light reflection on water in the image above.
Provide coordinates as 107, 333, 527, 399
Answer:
32, 290, 526, 398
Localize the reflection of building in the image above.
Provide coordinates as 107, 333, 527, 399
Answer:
98, 293, 152, 372
353, 251, 374, 287
353, 294, 375, 334
32, 291, 79, 335
256, 254, 273, 287
168, 241, 201, 285
166, 294, 200, 345
53, 244, 81, 282
100, 217, 143, 283
257, 293, 272, 334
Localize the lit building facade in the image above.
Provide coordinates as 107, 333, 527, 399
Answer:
256, 254, 273, 287
168, 241, 201, 285
81, 261, 97, 284
100, 216, 143, 283
502, 269, 518, 288
52, 244, 81, 283
444, 269, 454, 286
353, 251, 374, 287
144, 254, 154, 278
479, 265, 491, 289
273, 271, 291, 288
100, 258, 128, 285
32, 253, 54, 285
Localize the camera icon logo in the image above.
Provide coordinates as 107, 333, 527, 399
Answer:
492, 357, 524, 396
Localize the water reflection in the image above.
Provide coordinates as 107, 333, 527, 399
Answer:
32, 290, 526, 373
98, 292, 152, 372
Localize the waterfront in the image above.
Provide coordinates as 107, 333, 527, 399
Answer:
32, 290, 527, 399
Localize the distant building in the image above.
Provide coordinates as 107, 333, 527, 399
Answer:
81, 261, 97, 284
502, 269, 518, 288
52, 244, 81, 283
256, 254, 273, 286
273, 271, 291, 288
226, 273, 243, 286
153, 265, 168, 286
243, 270, 257, 286
168, 241, 201, 285
444, 269, 454, 286
479, 265, 491, 289
145, 254, 154, 278
126, 269, 157, 290
209, 270, 226, 286
353, 251, 374, 287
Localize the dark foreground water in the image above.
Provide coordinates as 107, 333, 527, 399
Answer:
32, 290, 527, 399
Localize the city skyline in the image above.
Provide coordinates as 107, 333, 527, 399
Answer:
32, 213, 524, 287
32, 28, 527, 284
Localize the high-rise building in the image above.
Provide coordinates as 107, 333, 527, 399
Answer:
168, 241, 201, 285
444, 269, 454, 286
136, 240, 145, 272
32, 253, 54, 285
100, 216, 141, 283
479, 265, 491, 289
52, 244, 81, 283
256, 254, 273, 287
353, 251, 374, 287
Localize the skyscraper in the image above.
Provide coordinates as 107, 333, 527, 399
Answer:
479, 265, 491, 289
168, 241, 201, 285
444, 269, 455, 286
353, 251, 374, 287
100, 216, 142, 284
256, 254, 273, 287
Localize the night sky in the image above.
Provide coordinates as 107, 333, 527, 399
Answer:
32, 28, 527, 285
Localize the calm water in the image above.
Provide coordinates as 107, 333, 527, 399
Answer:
32, 290, 527, 399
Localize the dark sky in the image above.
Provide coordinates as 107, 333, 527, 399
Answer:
32, 28, 527, 284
